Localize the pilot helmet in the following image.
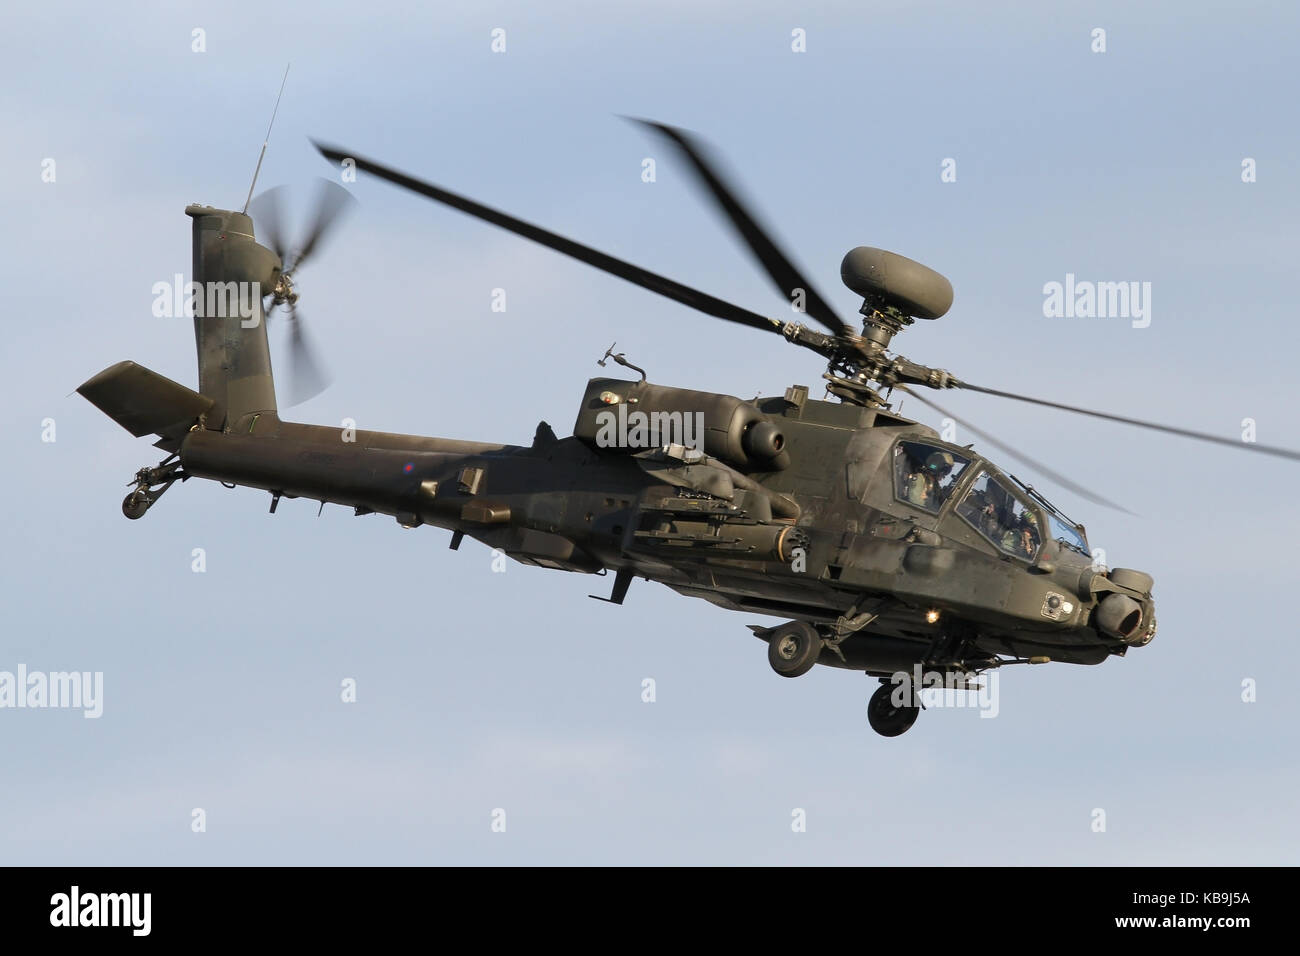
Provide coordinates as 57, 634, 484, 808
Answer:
924, 451, 954, 476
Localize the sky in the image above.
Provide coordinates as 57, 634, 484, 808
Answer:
2, 0, 1298, 864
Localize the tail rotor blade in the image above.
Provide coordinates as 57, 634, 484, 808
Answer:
253, 181, 347, 405
249, 185, 291, 263
290, 178, 356, 271
286, 309, 331, 406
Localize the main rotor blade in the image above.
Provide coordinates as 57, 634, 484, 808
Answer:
629, 119, 851, 339
898, 386, 1134, 514
286, 309, 331, 406
957, 382, 1300, 463
249, 186, 290, 262
311, 141, 785, 338
291, 178, 356, 272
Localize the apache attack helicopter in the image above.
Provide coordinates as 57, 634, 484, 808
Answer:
78, 120, 1300, 737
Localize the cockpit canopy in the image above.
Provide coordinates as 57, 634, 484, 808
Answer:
891, 438, 1089, 560
956, 470, 1043, 559
891, 440, 971, 513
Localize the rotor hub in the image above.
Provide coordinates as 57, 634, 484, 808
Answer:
271, 272, 299, 307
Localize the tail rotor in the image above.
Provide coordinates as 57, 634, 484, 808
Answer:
250, 178, 356, 405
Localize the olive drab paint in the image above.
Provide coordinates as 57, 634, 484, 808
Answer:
186, 205, 279, 429
90, 121, 1300, 738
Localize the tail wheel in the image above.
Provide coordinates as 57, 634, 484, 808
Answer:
122, 490, 150, 520
767, 621, 823, 678
867, 682, 920, 737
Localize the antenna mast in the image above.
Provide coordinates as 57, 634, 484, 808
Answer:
241, 64, 291, 214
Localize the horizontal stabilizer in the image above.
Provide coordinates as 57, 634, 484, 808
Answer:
78, 361, 213, 450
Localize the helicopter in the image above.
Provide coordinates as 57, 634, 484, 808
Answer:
77, 119, 1300, 738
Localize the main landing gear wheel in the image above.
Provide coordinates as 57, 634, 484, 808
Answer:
867, 682, 920, 737
767, 621, 823, 678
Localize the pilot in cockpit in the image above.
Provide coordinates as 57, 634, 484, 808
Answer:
1002, 511, 1040, 557
923, 452, 955, 505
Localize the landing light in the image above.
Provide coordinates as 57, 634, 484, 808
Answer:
926, 609, 940, 624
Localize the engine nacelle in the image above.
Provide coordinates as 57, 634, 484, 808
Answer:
575, 378, 789, 471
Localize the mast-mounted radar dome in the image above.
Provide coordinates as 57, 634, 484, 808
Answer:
840, 247, 953, 320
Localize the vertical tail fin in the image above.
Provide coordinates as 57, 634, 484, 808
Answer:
185, 204, 279, 429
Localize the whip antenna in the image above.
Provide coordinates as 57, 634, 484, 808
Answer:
241, 63, 291, 214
